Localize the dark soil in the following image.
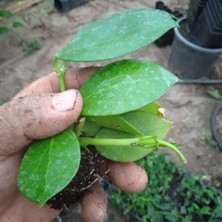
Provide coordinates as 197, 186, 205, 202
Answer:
47, 148, 104, 210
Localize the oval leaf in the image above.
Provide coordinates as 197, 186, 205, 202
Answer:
18, 129, 80, 206
85, 102, 171, 137
80, 60, 178, 116
86, 115, 143, 136
55, 9, 178, 62
122, 103, 172, 139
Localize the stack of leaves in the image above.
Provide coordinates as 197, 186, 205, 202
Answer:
17, 9, 186, 208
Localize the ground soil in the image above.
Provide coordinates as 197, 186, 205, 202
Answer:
1, 0, 222, 221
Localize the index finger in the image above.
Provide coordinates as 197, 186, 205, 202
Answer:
14, 67, 98, 98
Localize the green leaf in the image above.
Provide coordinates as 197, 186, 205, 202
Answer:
207, 88, 222, 100
12, 21, 25, 28
80, 60, 178, 116
86, 115, 143, 136
0, 27, 9, 34
55, 9, 178, 62
85, 102, 172, 138
91, 103, 172, 161
82, 117, 101, 137
214, 205, 222, 218
199, 206, 211, 215
122, 103, 172, 139
0, 10, 12, 18
95, 129, 156, 162
80, 101, 186, 163
18, 129, 80, 206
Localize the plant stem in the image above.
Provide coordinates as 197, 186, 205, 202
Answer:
79, 136, 157, 147
157, 140, 187, 164
79, 136, 187, 164
53, 57, 67, 92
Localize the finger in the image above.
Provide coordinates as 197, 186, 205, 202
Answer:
0, 89, 82, 155
1, 194, 60, 222
80, 182, 107, 222
100, 161, 148, 193
15, 67, 98, 98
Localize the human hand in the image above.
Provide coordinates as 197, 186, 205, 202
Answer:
0, 68, 148, 222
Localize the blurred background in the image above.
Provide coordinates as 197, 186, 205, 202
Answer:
1, 0, 222, 221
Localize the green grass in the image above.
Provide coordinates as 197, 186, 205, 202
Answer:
110, 152, 222, 222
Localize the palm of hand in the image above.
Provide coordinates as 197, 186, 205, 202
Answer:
0, 68, 148, 222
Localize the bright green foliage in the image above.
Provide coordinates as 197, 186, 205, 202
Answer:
111, 153, 222, 222
80, 60, 178, 116
122, 103, 172, 138
85, 102, 171, 137
18, 129, 80, 206
83, 102, 172, 162
94, 130, 157, 162
55, 9, 178, 62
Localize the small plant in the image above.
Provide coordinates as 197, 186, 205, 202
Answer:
17, 9, 187, 209
207, 88, 222, 100
0, 9, 24, 34
20, 38, 41, 54
0, 9, 41, 53
111, 153, 222, 222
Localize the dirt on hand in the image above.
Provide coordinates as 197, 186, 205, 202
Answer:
1, 0, 222, 221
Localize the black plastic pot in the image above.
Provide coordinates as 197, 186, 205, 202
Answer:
187, 0, 209, 29
168, 17, 222, 79
187, 11, 222, 48
187, 0, 222, 48
154, 1, 183, 47
55, 0, 91, 12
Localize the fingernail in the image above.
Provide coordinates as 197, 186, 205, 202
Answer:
52, 89, 77, 112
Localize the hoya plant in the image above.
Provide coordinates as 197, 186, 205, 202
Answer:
18, 9, 187, 209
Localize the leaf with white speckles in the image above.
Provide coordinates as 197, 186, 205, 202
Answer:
18, 129, 80, 206
88, 102, 172, 161
84, 102, 171, 137
55, 9, 178, 62
80, 60, 178, 116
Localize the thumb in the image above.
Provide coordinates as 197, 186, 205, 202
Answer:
0, 89, 82, 155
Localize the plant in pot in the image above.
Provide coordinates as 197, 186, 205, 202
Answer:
17, 9, 187, 210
